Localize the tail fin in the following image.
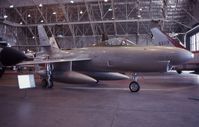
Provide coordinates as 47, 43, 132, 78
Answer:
150, 27, 186, 49
38, 25, 50, 47
37, 25, 59, 53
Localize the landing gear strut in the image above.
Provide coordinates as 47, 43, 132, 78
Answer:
129, 73, 140, 92
0, 67, 5, 78
42, 64, 54, 89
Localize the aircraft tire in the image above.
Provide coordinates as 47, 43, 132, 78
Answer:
129, 81, 140, 92
176, 70, 182, 74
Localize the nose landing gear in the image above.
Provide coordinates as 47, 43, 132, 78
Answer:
129, 73, 140, 92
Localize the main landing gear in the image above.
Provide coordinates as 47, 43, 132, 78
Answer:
129, 73, 140, 92
41, 64, 54, 89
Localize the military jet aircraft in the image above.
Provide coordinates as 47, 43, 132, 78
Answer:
19, 25, 193, 92
0, 46, 27, 77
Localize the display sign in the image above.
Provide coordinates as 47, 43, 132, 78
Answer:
17, 74, 36, 89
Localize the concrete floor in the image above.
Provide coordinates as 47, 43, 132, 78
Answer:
0, 71, 199, 127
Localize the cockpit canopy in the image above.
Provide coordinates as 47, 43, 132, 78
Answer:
92, 37, 136, 47
105, 38, 136, 47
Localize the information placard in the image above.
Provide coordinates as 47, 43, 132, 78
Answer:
18, 74, 36, 89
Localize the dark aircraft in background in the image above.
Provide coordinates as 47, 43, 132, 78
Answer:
151, 27, 199, 74
19, 25, 193, 92
0, 43, 27, 77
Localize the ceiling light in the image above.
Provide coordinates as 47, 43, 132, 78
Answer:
28, 14, 31, 17
39, 3, 43, 7
32, 36, 35, 39
9, 5, 14, 8
137, 14, 141, 18
20, 22, 23, 25
52, 12, 56, 15
40, 20, 44, 23
70, 0, 74, 3
171, 5, 176, 8
57, 34, 64, 38
3, 15, 8, 19
108, 8, 112, 11
7, 43, 11, 47
80, 10, 83, 14
139, 8, 142, 11
104, 0, 108, 2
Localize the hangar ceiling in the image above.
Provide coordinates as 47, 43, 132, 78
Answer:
0, 0, 198, 48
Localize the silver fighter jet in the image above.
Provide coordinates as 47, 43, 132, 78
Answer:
19, 25, 193, 92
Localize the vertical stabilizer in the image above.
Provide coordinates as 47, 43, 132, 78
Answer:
37, 25, 59, 53
151, 28, 186, 49
37, 25, 50, 47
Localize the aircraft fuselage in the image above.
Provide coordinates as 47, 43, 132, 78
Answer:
43, 46, 193, 73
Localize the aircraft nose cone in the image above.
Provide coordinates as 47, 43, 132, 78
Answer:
0, 47, 27, 66
173, 49, 194, 65
187, 51, 194, 60
181, 50, 194, 62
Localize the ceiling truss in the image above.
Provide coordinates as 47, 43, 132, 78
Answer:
0, 0, 198, 47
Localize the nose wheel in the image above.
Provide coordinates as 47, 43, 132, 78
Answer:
129, 81, 140, 92
129, 73, 140, 92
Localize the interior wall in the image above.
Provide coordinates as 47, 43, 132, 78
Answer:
191, 1, 199, 26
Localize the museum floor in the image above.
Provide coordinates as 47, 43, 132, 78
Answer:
0, 71, 199, 127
